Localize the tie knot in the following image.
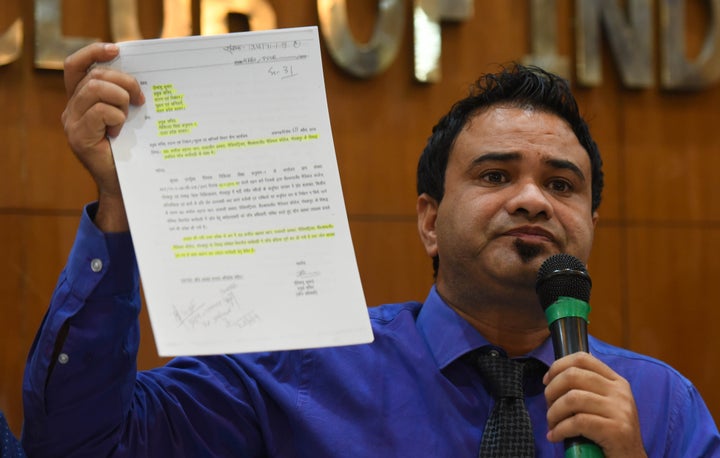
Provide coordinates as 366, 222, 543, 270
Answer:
468, 349, 547, 398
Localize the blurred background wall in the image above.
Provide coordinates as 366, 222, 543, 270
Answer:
2, 0, 719, 436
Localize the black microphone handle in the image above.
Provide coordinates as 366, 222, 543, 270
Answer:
549, 316, 604, 457
549, 316, 589, 359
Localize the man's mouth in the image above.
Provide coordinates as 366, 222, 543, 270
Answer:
504, 226, 555, 244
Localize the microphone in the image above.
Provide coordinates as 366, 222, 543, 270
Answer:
536, 253, 604, 458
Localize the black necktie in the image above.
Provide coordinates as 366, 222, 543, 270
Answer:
468, 349, 544, 458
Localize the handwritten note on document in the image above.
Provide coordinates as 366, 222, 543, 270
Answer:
106, 27, 373, 356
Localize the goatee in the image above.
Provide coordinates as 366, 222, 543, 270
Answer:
513, 238, 544, 263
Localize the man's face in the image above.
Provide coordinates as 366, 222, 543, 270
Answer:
417, 106, 598, 303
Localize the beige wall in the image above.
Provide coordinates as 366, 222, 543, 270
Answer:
1, 0, 719, 437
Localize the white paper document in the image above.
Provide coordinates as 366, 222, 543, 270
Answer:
107, 27, 373, 356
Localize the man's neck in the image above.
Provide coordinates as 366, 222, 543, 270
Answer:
438, 288, 550, 357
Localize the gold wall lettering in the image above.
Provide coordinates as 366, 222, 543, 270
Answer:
110, 0, 192, 42
522, 0, 720, 89
575, 0, 653, 88
661, 0, 720, 89
317, 0, 405, 78
0, 18, 21, 66
522, 0, 570, 80
201, 0, 276, 35
35, 0, 98, 70
0, 0, 719, 89
413, 0, 474, 82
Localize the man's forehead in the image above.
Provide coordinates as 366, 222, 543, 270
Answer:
454, 108, 589, 166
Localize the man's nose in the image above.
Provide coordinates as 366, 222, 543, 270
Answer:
505, 181, 553, 219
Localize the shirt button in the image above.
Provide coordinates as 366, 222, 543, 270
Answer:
90, 258, 103, 272
58, 353, 69, 364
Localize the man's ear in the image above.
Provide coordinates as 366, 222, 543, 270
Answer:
417, 193, 439, 258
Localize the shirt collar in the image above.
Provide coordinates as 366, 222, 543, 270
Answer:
416, 285, 555, 369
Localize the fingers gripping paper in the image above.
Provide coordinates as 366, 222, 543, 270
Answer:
106, 27, 373, 356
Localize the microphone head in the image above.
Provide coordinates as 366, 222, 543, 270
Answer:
535, 253, 592, 310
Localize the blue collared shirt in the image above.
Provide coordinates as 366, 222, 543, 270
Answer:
22, 204, 720, 457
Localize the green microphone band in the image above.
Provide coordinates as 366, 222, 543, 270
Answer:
544, 296, 591, 324
565, 441, 604, 457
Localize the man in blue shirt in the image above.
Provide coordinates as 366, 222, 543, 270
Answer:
22, 43, 719, 457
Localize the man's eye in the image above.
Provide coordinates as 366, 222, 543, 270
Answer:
548, 179, 573, 193
481, 171, 507, 184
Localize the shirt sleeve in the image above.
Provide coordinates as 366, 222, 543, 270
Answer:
22, 202, 142, 457
666, 379, 720, 456
21, 204, 270, 458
